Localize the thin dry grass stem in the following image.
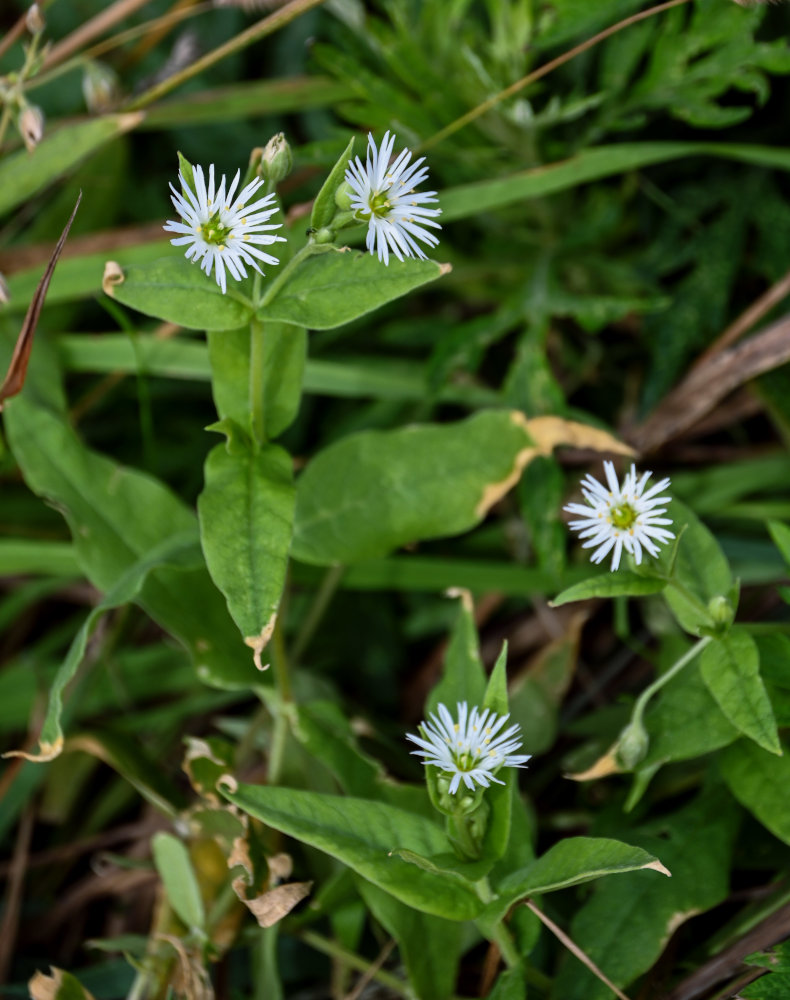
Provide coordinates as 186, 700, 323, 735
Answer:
692, 266, 790, 371
342, 939, 396, 1000
0, 10, 28, 63
0, 806, 35, 984
124, 0, 328, 110
127, 0, 203, 62
42, 0, 158, 69
523, 899, 633, 1000
420, 0, 691, 151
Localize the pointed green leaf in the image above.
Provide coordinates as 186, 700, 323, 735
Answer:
700, 630, 780, 755
292, 410, 534, 564
222, 783, 483, 920
311, 137, 355, 230
262, 250, 445, 330
552, 572, 666, 606
198, 437, 294, 652
427, 593, 486, 716
719, 739, 790, 845
481, 837, 668, 929
152, 832, 206, 932
103, 257, 253, 330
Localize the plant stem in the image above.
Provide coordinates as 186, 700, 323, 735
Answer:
290, 563, 345, 666
249, 316, 266, 447
631, 635, 712, 730
298, 930, 410, 997
267, 617, 292, 785
490, 920, 521, 968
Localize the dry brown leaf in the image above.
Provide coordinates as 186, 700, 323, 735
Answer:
0, 193, 81, 408
29, 967, 96, 1000
565, 748, 623, 781
476, 414, 632, 518
232, 879, 312, 928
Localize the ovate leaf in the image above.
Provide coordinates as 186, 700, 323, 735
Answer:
719, 739, 790, 845
700, 630, 780, 755
222, 783, 482, 920
262, 250, 446, 329
198, 435, 295, 664
102, 257, 253, 330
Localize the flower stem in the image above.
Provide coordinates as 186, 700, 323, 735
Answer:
449, 811, 482, 860
249, 316, 266, 447
267, 616, 292, 786
631, 635, 712, 730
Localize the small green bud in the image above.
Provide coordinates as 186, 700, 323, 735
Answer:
261, 132, 293, 185
312, 227, 334, 244
334, 180, 354, 212
708, 595, 734, 629
616, 720, 649, 770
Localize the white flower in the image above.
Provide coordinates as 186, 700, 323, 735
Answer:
407, 702, 530, 795
564, 461, 675, 572
344, 130, 441, 265
164, 163, 285, 294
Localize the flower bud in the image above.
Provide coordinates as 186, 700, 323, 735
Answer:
26, 3, 45, 35
261, 132, 293, 185
616, 720, 649, 770
82, 61, 119, 114
334, 180, 354, 212
707, 595, 734, 629
19, 104, 44, 152
312, 227, 334, 244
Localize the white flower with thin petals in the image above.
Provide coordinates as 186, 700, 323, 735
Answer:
564, 461, 675, 572
344, 131, 441, 265
407, 702, 530, 795
164, 163, 285, 294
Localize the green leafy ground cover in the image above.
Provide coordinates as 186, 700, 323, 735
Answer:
1, 1, 790, 998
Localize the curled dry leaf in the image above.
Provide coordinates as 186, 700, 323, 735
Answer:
29, 968, 96, 1000
476, 414, 634, 518
0, 193, 81, 407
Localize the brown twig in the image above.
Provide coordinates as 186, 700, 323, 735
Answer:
342, 939, 396, 1000
663, 899, 790, 1000
420, 0, 691, 151
628, 312, 790, 454
692, 267, 790, 372
42, 0, 158, 69
523, 898, 633, 1000
0, 9, 28, 63
0, 806, 35, 984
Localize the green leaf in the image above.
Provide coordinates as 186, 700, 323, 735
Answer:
768, 520, 790, 566
292, 410, 534, 564
222, 783, 483, 920
262, 250, 446, 329
552, 572, 666, 606
553, 788, 738, 1000
482, 837, 668, 929
3, 532, 201, 763
700, 630, 780, 755
0, 113, 142, 217
291, 700, 386, 798
719, 739, 790, 845
151, 832, 206, 933
427, 593, 487, 716
312, 137, 355, 230
440, 142, 790, 223
356, 880, 466, 1000
654, 501, 734, 634
207, 324, 306, 440
103, 257, 253, 331
740, 974, 790, 1000
198, 436, 295, 653
487, 967, 528, 1000
4, 350, 257, 692
483, 643, 510, 719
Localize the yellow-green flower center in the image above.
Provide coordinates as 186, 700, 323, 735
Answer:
368, 190, 391, 218
199, 211, 232, 247
610, 501, 637, 530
